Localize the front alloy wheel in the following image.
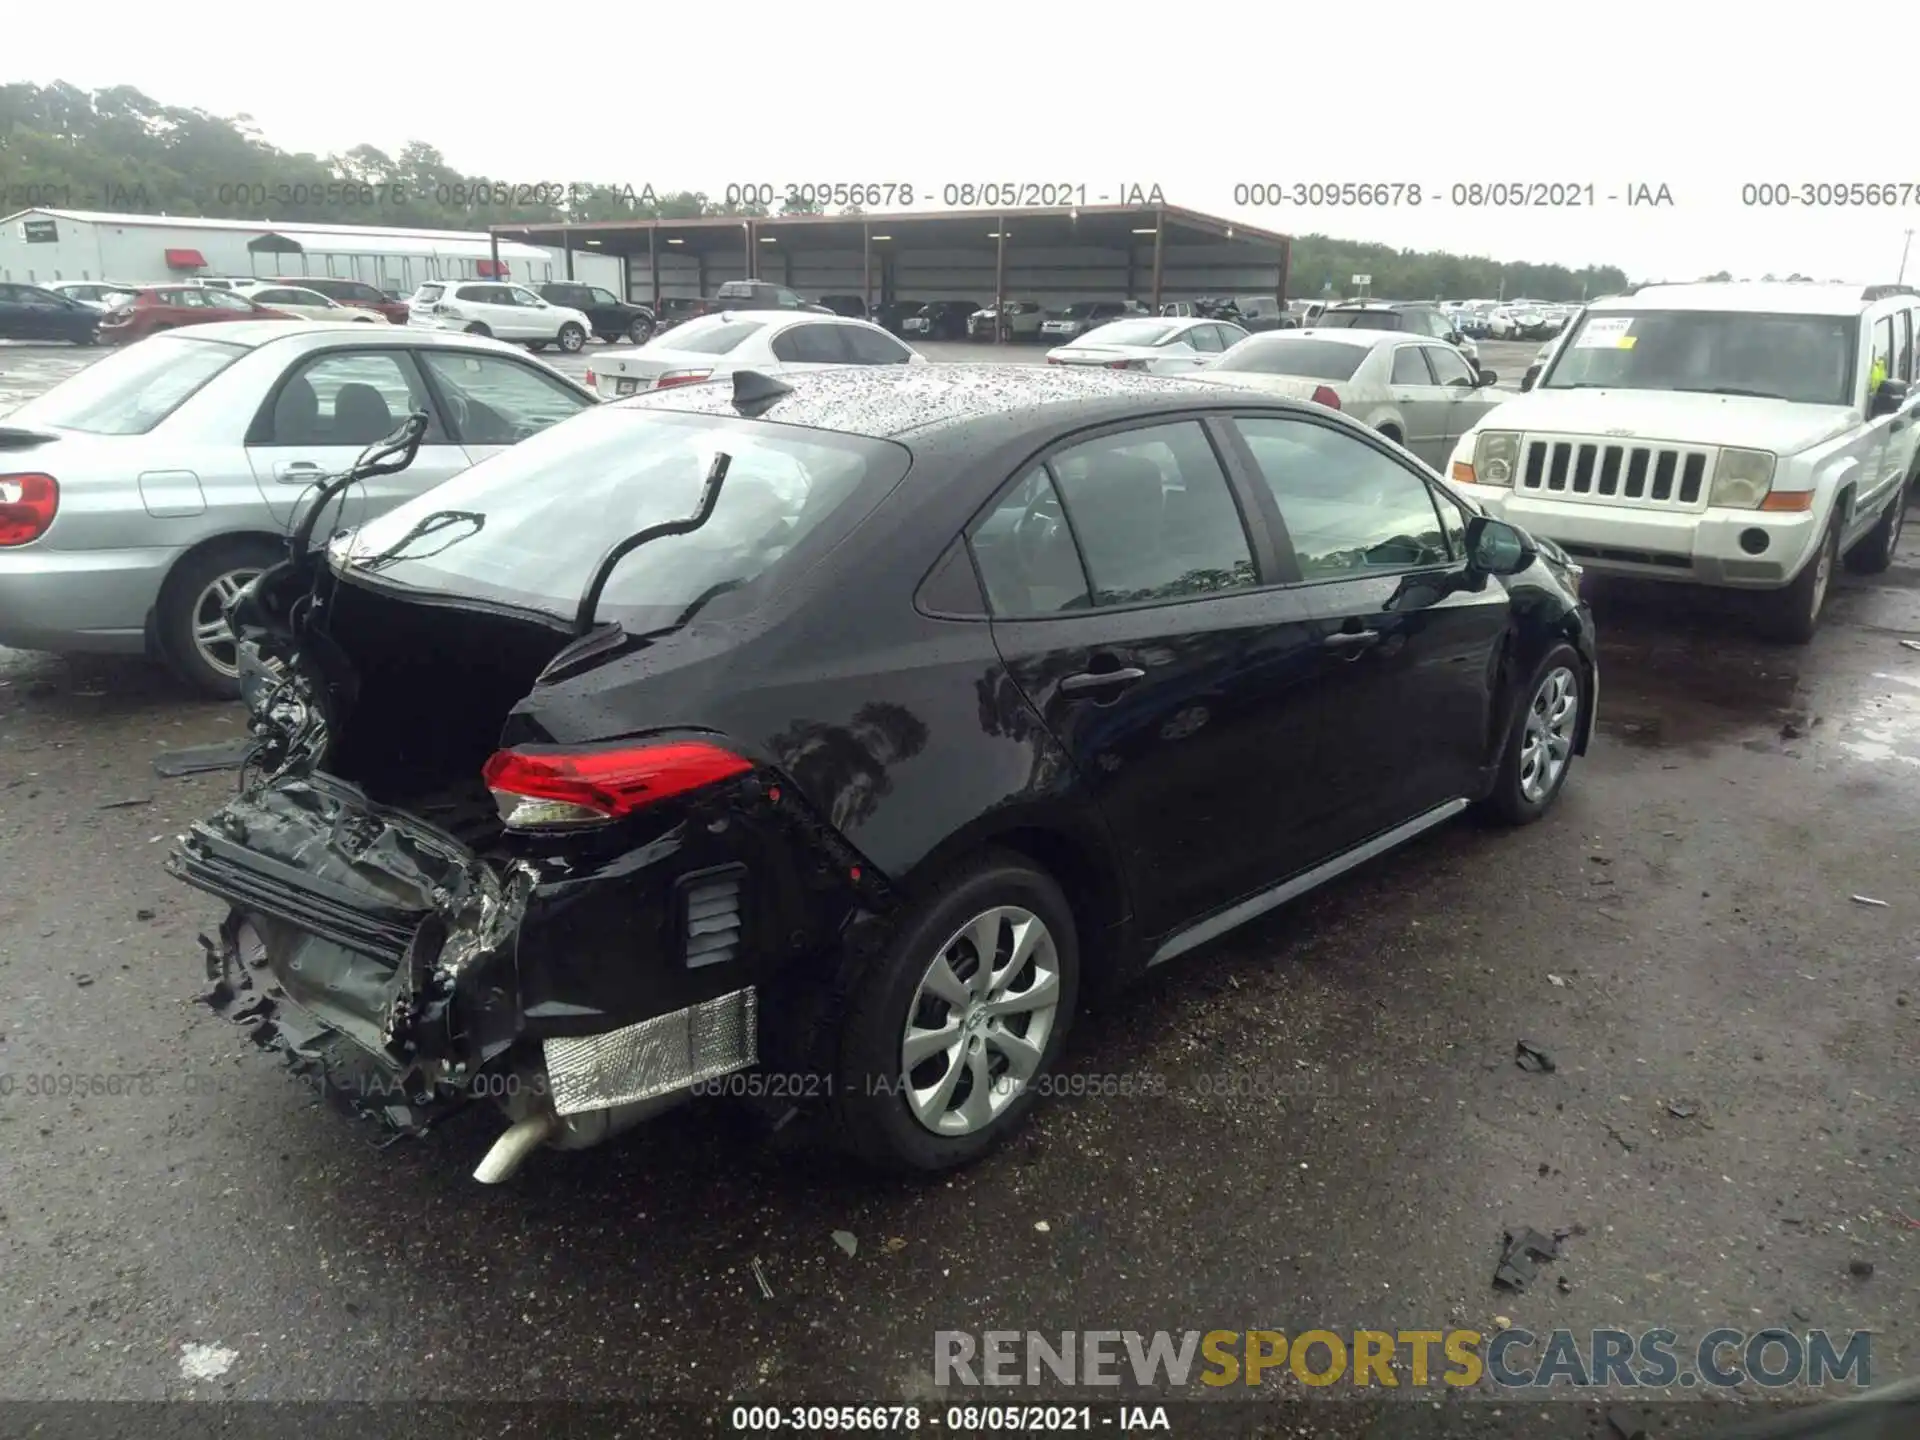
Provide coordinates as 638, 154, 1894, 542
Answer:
1518, 665, 1579, 805
902, 906, 1063, 1137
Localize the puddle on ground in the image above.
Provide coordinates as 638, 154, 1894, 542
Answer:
1831, 670, 1920, 767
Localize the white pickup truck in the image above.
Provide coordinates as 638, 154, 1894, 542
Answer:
1446, 281, 1918, 640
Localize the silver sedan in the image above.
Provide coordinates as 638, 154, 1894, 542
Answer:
1190, 328, 1506, 470
0, 322, 596, 695
1044, 317, 1251, 374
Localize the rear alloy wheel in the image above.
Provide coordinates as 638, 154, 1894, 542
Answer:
1480, 643, 1585, 826
1760, 514, 1840, 643
1844, 485, 1907, 575
832, 854, 1079, 1171
627, 315, 654, 345
157, 539, 283, 700
557, 322, 587, 353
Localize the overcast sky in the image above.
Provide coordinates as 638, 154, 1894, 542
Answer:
16, 3, 1910, 285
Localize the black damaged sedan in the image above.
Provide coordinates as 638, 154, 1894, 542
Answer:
169, 364, 1597, 1181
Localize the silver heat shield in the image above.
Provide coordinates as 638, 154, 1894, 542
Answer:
542, 988, 758, 1116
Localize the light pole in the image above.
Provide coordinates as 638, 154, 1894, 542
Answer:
1899, 229, 1914, 285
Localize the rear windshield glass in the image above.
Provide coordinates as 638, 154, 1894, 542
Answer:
333, 407, 911, 630
1054, 304, 1097, 318
662, 318, 767, 354
414, 284, 445, 303
1317, 310, 1405, 331
1215, 337, 1368, 380
13, 336, 244, 435
1073, 320, 1177, 347
715, 282, 760, 298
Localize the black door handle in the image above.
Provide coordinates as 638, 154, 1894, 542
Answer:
1060, 666, 1146, 694
1321, 629, 1381, 651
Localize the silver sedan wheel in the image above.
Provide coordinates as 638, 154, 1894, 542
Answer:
1519, 665, 1579, 804
191, 567, 263, 680
901, 906, 1062, 1137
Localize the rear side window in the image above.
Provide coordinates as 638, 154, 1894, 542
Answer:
1390, 347, 1432, 384
14, 336, 243, 435
255, 350, 438, 446
1215, 337, 1367, 381
335, 408, 909, 630
969, 466, 1091, 615
415, 284, 445, 304
1050, 421, 1256, 606
842, 326, 912, 364
669, 319, 768, 355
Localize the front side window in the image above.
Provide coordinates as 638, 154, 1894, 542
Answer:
1870, 316, 1896, 393
1424, 344, 1478, 387
335, 407, 908, 631
1233, 416, 1452, 580
1390, 347, 1433, 385
417, 350, 591, 444
1049, 421, 1257, 606
1545, 309, 1857, 406
1186, 325, 1226, 353
590, 287, 621, 306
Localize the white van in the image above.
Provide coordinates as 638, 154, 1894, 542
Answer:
1447, 282, 1918, 641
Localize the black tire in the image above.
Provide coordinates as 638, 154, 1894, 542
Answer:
627, 316, 654, 345
1758, 512, 1840, 643
1479, 642, 1586, 826
156, 537, 284, 700
1844, 485, 1906, 575
557, 322, 586, 354
526, 341, 549, 352
1377, 425, 1403, 445
464, 322, 491, 337
830, 852, 1080, 1173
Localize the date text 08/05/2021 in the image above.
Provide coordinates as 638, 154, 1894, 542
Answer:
1228, 181, 1674, 207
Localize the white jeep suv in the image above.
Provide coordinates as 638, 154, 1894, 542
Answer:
1447, 282, 1918, 641
407, 281, 594, 353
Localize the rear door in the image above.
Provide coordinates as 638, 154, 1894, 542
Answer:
971, 416, 1326, 940
415, 347, 596, 462
1386, 343, 1452, 466
1225, 413, 1508, 855
245, 347, 470, 527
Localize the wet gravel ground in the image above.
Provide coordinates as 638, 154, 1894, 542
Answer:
0, 338, 1914, 1436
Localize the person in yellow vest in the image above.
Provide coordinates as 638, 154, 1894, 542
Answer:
1868, 350, 1889, 401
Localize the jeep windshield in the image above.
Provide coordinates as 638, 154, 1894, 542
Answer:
333, 405, 910, 632
1542, 310, 1858, 406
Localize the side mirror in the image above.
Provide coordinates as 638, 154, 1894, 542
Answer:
1449, 331, 1465, 345
1465, 515, 1535, 576
1520, 364, 1541, 393
1870, 378, 1910, 418
1476, 369, 1499, 387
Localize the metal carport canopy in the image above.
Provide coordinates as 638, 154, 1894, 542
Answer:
488, 205, 1291, 323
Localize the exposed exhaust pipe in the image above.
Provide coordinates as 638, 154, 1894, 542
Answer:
473, 1110, 561, 1184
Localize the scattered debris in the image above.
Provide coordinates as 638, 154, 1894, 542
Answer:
178, 1343, 237, 1382
1606, 1405, 1651, 1440
1034, 1220, 1051, 1233
1851, 895, 1889, 908
1791, 1307, 1812, 1322
96, 795, 153, 810
1588, 854, 1613, 866
73, 974, 94, 988
884, 1237, 908, 1253
153, 739, 255, 779
1492, 1315, 1512, 1331
750, 1257, 774, 1299
135, 908, 156, 922
1515, 1041, 1556, 1073
830, 1230, 858, 1257
1900, 639, 1920, 652
1605, 1123, 1635, 1152
1556, 1275, 1573, 1295
1848, 1258, 1874, 1279
1666, 1099, 1699, 1120
1494, 1227, 1563, 1291
1780, 720, 1804, 740
1547, 974, 1569, 988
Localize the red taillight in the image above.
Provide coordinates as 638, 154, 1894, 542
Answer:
1310, 385, 1342, 410
654, 369, 713, 389
483, 740, 752, 829
1107, 359, 1144, 370
583, 367, 597, 387
0, 473, 58, 546
1046, 356, 1060, 364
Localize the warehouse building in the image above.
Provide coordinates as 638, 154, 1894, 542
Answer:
0, 209, 621, 296
491, 204, 1292, 321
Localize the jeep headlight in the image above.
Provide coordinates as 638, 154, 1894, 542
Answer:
1709, 447, 1776, 509
1470, 430, 1521, 487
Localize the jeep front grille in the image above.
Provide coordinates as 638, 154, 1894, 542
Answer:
1518, 437, 1713, 510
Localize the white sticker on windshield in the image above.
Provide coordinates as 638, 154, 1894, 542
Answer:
1575, 317, 1634, 349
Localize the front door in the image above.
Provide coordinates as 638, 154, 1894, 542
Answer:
1419, 341, 1507, 456
1386, 343, 1454, 467
245, 347, 472, 528
413, 347, 597, 464
1226, 412, 1508, 855
971, 418, 1325, 940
